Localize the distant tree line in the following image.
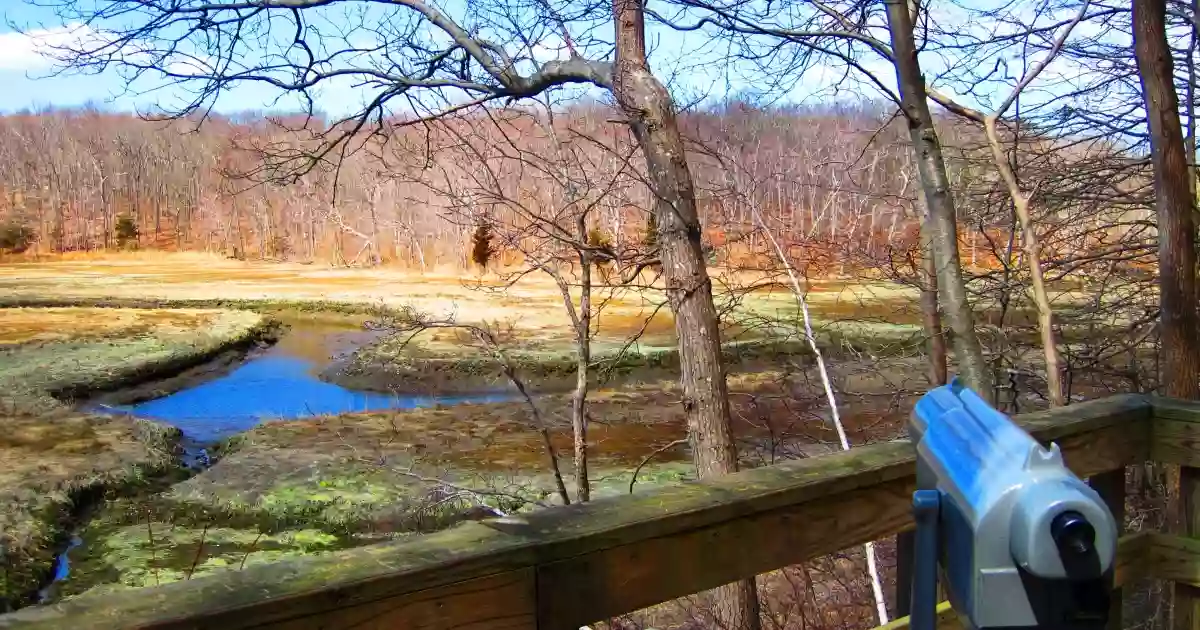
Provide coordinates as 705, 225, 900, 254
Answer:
0, 102, 1051, 271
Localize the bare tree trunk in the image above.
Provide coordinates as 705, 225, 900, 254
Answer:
573, 246, 592, 503
918, 188, 948, 386
1134, 0, 1200, 402
884, 0, 992, 401
983, 119, 1064, 406
610, 0, 758, 626
1134, 6, 1200, 629
1188, 0, 1198, 202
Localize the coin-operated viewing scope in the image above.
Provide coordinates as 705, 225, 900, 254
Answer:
906, 379, 1117, 630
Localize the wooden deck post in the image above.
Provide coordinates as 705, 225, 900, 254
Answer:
1175, 466, 1200, 630
1091, 469, 1126, 630
1148, 397, 1200, 629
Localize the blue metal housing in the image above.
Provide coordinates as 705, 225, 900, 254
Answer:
908, 379, 1118, 629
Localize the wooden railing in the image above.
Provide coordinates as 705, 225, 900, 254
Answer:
5, 394, 1200, 630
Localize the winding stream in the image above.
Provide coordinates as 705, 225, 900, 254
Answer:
97, 320, 509, 443
46, 319, 509, 595
102, 353, 511, 443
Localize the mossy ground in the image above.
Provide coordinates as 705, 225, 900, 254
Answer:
0, 256, 981, 606
45, 350, 923, 600
0, 414, 180, 609
0, 305, 276, 609
51, 514, 364, 601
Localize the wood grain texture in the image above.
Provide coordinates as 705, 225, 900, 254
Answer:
1145, 534, 1200, 587
1175, 468, 1200, 630
537, 477, 916, 629
1091, 468, 1128, 630
260, 570, 536, 630
1155, 399, 1200, 630
1150, 397, 1200, 466
0, 395, 1152, 630
1153, 419, 1200, 467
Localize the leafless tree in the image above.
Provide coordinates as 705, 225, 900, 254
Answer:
366, 306, 574, 505
649, 0, 994, 401
400, 101, 651, 503
25, 0, 759, 622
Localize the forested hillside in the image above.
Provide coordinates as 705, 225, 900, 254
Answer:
0, 102, 1148, 279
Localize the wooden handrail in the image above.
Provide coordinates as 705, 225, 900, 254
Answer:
0, 394, 1154, 630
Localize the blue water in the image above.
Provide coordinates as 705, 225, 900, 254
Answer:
37, 535, 81, 603
101, 354, 512, 443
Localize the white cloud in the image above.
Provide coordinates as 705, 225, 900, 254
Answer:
0, 24, 102, 72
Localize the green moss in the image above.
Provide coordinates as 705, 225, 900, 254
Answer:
0, 304, 267, 608
55, 520, 352, 599
0, 416, 180, 609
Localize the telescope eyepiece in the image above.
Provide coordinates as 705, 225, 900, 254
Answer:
1051, 511, 1096, 558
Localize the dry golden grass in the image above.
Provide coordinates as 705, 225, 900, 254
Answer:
0, 308, 226, 345
0, 253, 921, 356
0, 414, 173, 500
0, 250, 228, 264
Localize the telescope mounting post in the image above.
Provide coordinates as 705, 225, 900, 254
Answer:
911, 489, 942, 630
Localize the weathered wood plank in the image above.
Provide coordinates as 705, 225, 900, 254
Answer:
537, 477, 915, 629
875, 532, 1151, 630
1091, 468, 1127, 630
1174, 472, 1200, 630
0, 394, 1151, 630
261, 569, 536, 630
1150, 397, 1200, 466
1154, 399, 1200, 630
1150, 397, 1200, 424
530, 395, 1150, 628
0, 524, 540, 630
1147, 533, 1200, 587
1150, 419, 1200, 467
1146, 534, 1200, 587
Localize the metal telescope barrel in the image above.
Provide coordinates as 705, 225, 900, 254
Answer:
907, 380, 1117, 630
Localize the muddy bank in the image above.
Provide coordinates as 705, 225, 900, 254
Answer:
43, 353, 922, 601
4, 299, 926, 604
326, 334, 816, 395
88, 347, 262, 408
0, 309, 277, 414
0, 414, 181, 610
87, 312, 377, 409
42, 407, 695, 599
0, 305, 281, 609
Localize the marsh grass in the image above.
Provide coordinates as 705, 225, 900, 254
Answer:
0, 308, 231, 346
0, 256, 1131, 610
0, 304, 277, 609
0, 308, 274, 414
0, 414, 180, 609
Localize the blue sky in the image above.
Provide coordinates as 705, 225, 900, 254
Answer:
0, 0, 908, 116
0, 0, 1096, 119
1, 1, 382, 114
